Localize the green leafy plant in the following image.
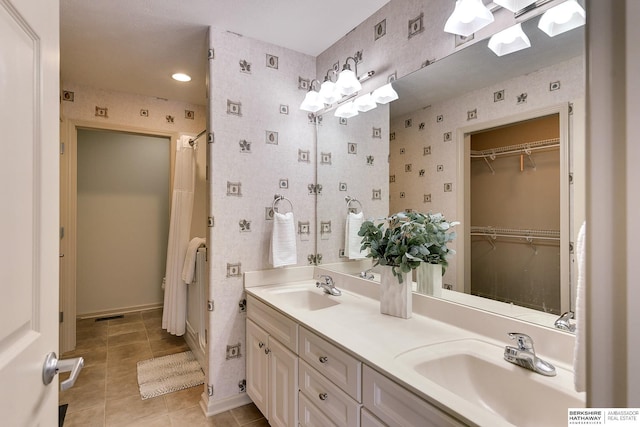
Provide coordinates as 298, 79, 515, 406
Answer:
358, 211, 458, 283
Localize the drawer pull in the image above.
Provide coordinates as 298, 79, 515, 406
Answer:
319, 392, 328, 401
258, 342, 264, 349
319, 356, 328, 364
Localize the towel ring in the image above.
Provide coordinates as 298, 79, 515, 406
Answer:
272, 194, 293, 213
345, 196, 363, 214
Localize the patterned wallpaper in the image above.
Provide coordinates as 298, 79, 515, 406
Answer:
389, 56, 585, 287
207, 28, 316, 403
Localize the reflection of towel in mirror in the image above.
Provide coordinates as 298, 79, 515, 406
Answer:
270, 212, 297, 268
573, 221, 586, 392
345, 212, 367, 260
182, 237, 206, 284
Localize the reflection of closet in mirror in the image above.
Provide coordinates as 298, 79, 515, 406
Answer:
468, 115, 562, 314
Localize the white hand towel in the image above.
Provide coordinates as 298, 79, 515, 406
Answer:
181, 237, 206, 284
345, 212, 366, 259
270, 211, 297, 268
573, 221, 586, 392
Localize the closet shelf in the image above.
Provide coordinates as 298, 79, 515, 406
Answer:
470, 137, 559, 159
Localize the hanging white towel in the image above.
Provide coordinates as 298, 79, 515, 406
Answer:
162, 135, 196, 336
345, 212, 367, 259
573, 221, 586, 392
270, 211, 297, 268
182, 237, 206, 284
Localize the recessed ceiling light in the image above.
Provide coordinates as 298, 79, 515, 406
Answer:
172, 73, 191, 82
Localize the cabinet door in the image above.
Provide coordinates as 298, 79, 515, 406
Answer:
247, 319, 270, 419
269, 337, 299, 427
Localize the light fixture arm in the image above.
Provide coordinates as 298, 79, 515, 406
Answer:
308, 79, 321, 92
342, 56, 359, 77
323, 69, 338, 83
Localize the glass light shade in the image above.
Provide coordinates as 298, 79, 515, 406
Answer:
488, 23, 531, 56
318, 80, 341, 104
299, 90, 324, 113
538, 0, 586, 37
335, 69, 362, 96
493, 0, 536, 13
371, 83, 399, 104
354, 94, 377, 112
444, 0, 495, 37
334, 101, 359, 119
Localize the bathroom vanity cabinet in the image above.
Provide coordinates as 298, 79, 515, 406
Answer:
247, 295, 461, 427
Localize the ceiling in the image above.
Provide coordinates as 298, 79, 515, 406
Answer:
60, 0, 390, 106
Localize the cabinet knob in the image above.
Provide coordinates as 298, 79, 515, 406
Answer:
258, 342, 264, 349
319, 356, 328, 364
319, 392, 328, 401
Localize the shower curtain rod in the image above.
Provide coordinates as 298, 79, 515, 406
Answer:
189, 129, 206, 146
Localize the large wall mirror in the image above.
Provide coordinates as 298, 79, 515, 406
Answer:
315, 14, 585, 330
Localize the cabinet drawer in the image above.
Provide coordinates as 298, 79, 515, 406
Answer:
247, 295, 298, 353
299, 360, 360, 427
361, 408, 386, 427
299, 391, 337, 427
362, 365, 464, 427
299, 327, 361, 401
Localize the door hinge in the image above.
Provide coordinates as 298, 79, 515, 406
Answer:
207, 300, 214, 311
208, 48, 214, 59
59, 311, 64, 323
60, 142, 65, 155
208, 216, 214, 227
60, 226, 65, 240
208, 131, 214, 143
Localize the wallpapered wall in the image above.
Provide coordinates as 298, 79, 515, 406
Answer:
207, 28, 316, 404
61, 82, 208, 240
389, 56, 585, 287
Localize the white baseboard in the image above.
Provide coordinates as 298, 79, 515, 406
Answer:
77, 303, 163, 320
200, 392, 253, 417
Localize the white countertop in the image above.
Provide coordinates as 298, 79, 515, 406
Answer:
244, 267, 585, 427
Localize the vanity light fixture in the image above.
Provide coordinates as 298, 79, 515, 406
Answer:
354, 93, 378, 112
371, 83, 399, 104
493, 0, 537, 13
300, 79, 325, 113
488, 23, 531, 56
335, 56, 362, 96
318, 69, 342, 105
171, 72, 191, 82
334, 101, 359, 119
444, 0, 495, 37
537, 0, 586, 37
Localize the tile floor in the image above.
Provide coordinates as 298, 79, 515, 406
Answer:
59, 309, 269, 427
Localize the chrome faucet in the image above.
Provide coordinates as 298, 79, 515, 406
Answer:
554, 311, 576, 332
359, 268, 375, 280
316, 275, 341, 296
504, 333, 556, 376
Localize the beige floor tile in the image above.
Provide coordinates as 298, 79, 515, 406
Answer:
113, 414, 172, 427
77, 325, 108, 340
105, 394, 167, 426
106, 370, 141, 401
141, 308, 163, 320
230, 403, 264, 425
107, 341, 152, 362
242, 419, 270, 427
169, 406, 238, 427
62, 404, 105, 427
69, 363, 107, 389
108, 330, 149, 348
164, 385, 204, 412
60, 382, 107, 414
108, 312, 143, 326
106, 356, 140, 379
75, 335, 108, 352
108, 321, 147, 337
149, 335, 188, 354
62, 347, 108, 367
143, 316, 163, 331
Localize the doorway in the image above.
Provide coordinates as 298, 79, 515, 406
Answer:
76, 128, 170, 316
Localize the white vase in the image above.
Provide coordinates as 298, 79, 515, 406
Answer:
379, 266, 411, 319
416, 263, 443, 297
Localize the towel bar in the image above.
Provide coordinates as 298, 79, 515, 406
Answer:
272, 194, 293, 213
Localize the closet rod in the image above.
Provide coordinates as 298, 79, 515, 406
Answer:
470, 137, 560, 158
470, 232, 560, 242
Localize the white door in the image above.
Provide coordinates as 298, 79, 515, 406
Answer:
0, 0, 61, 425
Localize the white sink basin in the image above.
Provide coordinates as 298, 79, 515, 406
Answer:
264, 286, 340, 311
394, 339, 584, 427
